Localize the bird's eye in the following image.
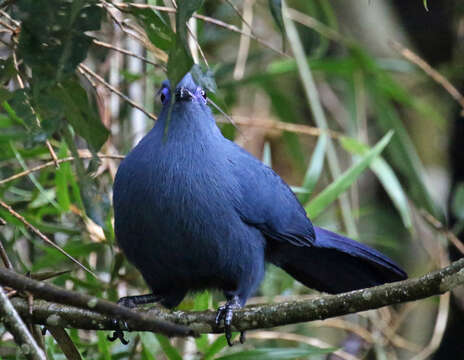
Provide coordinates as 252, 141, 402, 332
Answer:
160, 87, 170, 104
200, 89, 206, 100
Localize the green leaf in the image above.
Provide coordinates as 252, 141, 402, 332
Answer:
167, 0, 204, 88
451, 183, 464, 220
215, 346, 336, 360
55, 142, 72, 211
32, 242, 100, 272
5, 89, 36, 129
167, 39, 194, 89
128, 6, 173, 50
263, 80, 306, 171
97, 331, 112, 360
423, 0, 429, 11
0, 57, 16, 84
193, 291, 211, 351
15, 0, 102, 81
268, 0, 284, 33
193, 290, 211, 311
306, 131, 394, 219
290, 186, 311, 194
339, 136, 412, 229
370, 91, 440, 219
140, 332, 161, 360
62, 126, 108, 227
190, 64, 217, 93
298, 133, 327, 204
176, 0, 204, 53
262, 142, 272, 167
29, 188, 56, 208
155, 335, 182, 360
55, 77, 109, 150
203, 334, 238, 360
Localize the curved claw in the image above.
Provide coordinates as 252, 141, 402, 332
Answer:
107, 329, 129, 345
110, 293, 160, 345
215, 305, 227, 325
215, 296, 242, 347
108, 318, 130, 345
239, 331, 246, 344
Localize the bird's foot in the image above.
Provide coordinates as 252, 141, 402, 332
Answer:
215, 296, 244, 346
108, 294, 161, 345
107, 327, 129, 345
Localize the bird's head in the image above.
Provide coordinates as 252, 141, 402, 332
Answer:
154, 72, 217, 137
158, 72, 208, 108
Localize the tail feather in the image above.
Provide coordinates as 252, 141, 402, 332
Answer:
268, 226, 407, 294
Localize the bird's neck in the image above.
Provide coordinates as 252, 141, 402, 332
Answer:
152, 107, 222, 146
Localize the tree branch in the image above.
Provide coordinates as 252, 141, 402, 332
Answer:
4, 258, 464, 336
0, 268, 194, 338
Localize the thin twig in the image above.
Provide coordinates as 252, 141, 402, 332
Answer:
114, 2, 288, 57
0, 9, 20, 27
92, 39, 164, 69
0, 237, 13, 269
286, 8, 344, 43
223, 0, 254, 33
233, 0, 254, 80
186, 22, 208, 66
78, 63, 158, 121
47, 326, 83, 360
217, 116, 341, 138
391, 40, 464, 116
194, 12, 287, 57
0, 285, 46, 360
44, 141, 59, 168
101, 1, 125, 30
0, 201, 97, 278
0, 19, 16, 32
420, 209, 464, 255
0, 154, 124, 186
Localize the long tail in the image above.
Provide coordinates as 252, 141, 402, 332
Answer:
268, 226, 407, 294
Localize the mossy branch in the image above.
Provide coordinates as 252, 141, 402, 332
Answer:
2, 258, 464, 336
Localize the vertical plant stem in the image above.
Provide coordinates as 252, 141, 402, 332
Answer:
282, 1, 357, 237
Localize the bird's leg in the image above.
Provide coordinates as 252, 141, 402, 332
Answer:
215, 295, 244, 346
108, 294, 162, 344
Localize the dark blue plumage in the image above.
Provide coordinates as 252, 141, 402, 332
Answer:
113, 73, 407, 344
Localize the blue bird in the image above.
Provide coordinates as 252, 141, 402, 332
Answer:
112, 72, 407, 345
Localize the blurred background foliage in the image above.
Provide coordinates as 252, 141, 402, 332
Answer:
0, 0, 463, 359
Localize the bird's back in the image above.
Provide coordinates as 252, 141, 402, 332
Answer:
113, 121, 266, 299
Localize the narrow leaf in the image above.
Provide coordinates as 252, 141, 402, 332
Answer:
451, 183, 464, 220
268, 0, 284, 33
56, 78, 109, 151
339, 136, 412, 229
203, 335, 238, 360
306, 131, 393, 218
262, 142, 272, 167
176, 0, 204, 53
155, 335, 182, 360
215, 346, 336, 360
299, 133, 327, 203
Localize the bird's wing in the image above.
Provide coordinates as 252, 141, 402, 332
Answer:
228, 143, 315, 247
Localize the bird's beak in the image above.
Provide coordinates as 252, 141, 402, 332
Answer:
175, 87, 193, 102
